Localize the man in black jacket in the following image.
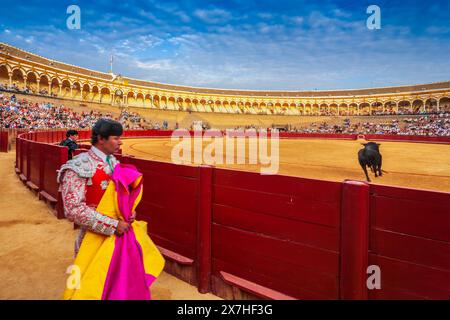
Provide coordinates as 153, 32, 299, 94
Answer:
60, 129, 79, 160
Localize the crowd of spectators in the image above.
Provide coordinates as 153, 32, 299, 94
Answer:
0, 93, 156, 130
1, 92, 449, 136
285, 113, 450, 136
0, 82, 57, 97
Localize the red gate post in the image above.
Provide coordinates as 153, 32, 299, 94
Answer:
197, 165, 213, 293
56, 146, 69, 219
38, 143, 45, 199
15, 137, 21, 174
340, 180, 369, 300
0, 131, 8, 152
26, 138, 31, 182
19, 138, 24, 175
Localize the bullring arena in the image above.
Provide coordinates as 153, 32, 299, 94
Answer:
1, 43, 450, 300
121, 137, 450, 192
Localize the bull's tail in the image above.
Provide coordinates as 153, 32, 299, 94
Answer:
381, 169, 388, 174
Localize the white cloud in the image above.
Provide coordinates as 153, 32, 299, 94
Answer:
257, 13, 273, 20
153, 3, 191, 23
138, 9, 165, 25
24, 36, 34, 44
135, 59, 175, 71
193, 8, 232, 24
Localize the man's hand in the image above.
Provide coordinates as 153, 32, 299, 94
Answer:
129, 210, 137, 224
115, 220, 130, 236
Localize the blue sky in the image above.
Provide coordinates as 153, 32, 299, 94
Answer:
0, 0, 449, 90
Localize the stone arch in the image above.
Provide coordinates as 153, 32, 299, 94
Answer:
38, 74, 49, 94
191, 98, 200, 111
371, 102, 383, 115
176, 97, 184, 110
339, 103, 348, 116
412, 99, 424, 113
72, 81, 81, 99
295, 103, 303, 115
439, 96, 450, 111
319, 103, 328, 115
81, 83, 90, 100
303, 103, 311, 115
166, 96, 175, 110
383, 101, 396, 114
100, 87, 111, 103
398, 100, 411, 114
424, 98, 438, 113
359, 102, 370, 115
349, 103, 358, 115
144, 94, 152, 108
160, 96, 168, 109
60, 79, 71, 97
50, 78, 60, 95
25, 71, 38, 92
91, 85, 100, 102
329, 103, 338, 115
127, 91, 136, 106
136, 92, 144, 107
0, 64, 9, 85
11, 68, 25, 88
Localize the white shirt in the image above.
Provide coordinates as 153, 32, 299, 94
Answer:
90, 145, 109, 164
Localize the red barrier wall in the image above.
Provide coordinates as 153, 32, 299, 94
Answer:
368, 184, 450, 299
21, 139, 29, 180
278, 132, 356, 140
27, 141, 42, 189
122, 156, 201, 286
210, 169, 342, 299
364, 134, 450, 144
40, 143, 68, 204
0, 131, 8, 152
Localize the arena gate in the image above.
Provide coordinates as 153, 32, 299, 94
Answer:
14, 130, 450, 300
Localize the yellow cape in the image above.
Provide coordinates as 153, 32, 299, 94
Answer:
63, 178, 165, 300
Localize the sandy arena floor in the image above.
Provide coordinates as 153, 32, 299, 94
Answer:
121, 137, 450, 193
0, 151, 221, 300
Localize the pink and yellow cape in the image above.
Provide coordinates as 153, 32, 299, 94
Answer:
63, 163, 165, 300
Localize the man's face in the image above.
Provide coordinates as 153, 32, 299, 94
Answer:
70, 134, 79, 142
98, 135, 123, 155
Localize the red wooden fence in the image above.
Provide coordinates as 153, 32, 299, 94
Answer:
368, 184, 450, 299
14, 130, 450, 300
0, 130, 8, 152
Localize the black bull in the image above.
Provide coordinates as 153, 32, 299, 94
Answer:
358, 142, 383, 182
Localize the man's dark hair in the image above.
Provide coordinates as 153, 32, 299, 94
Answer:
91, 118, 123, 145
66, 129, 78, 138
